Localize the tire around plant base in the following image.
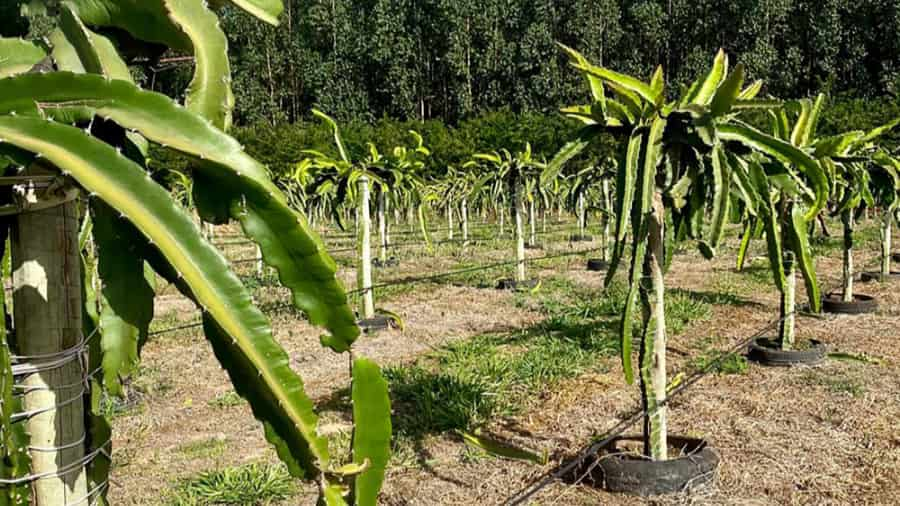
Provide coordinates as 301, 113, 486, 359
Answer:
822, 293, 878, 314
586, 258, 608, 271
357, 315, 394, 333
496, 278, 539, 291
373, 257, 399, 268
860, 271, 900, 282
747, 338, 826, 366
525, 243, 543, 250
569, 234, 593, 242
594, 436, 719, 496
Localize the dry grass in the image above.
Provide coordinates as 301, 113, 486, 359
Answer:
107, 221, 900, 505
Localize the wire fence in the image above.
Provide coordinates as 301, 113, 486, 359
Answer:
224, 223, 588, 264
149, 244, 602, 337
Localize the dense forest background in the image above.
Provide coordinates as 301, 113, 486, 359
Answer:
189, 0, 898, 125
6, 0, 900, 172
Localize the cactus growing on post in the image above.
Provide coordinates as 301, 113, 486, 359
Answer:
550, 45, 826, 461
0, 2, 392, 505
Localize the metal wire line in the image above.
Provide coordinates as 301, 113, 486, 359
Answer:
148, 246, 602, 336
226, 226, 587, 264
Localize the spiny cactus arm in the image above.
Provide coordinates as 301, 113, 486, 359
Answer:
224, 0, 284, 25
786, 204, 821, 312
0, 38, 46, 78
0, 116, 331, 477
603, 129, 643, 286
165, 0, 234, 130
570, 59, 657, 105
91, 202, 155, 396
58, 4, 132, 81
686, 49, 728, 106
0, 73, 360, 349
61, 0, 191, 50
350, 357, 392, 506
709, 64, 744, 117
699, 144, 732, 258
718, 122, 828, 221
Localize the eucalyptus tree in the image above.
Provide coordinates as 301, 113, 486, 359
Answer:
0, 3, 390, 505
549, 45, 827, 469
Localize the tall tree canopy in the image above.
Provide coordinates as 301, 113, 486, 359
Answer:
11, 0, 900, 125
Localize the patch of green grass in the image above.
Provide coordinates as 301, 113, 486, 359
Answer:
665, 290, 712, 335
384, 275, 711, 442
208, 391, 244, 409
801, 370, 866, 397
167, 463, 296, 506
176, 438, 228, 460
98, 364, 173, 419
98, 390, 143, 420
691, 351, 749, 375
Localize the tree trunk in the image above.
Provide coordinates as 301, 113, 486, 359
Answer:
778, 252, 796, 350
842, 210, 854, 302
378, 190, 388, 263
881, 210, 892, 278
514, 192, 526, 282
640, 192, 667, 460
11, 183, 89, 503
358, 177, 374, 319
528, 199, 536, 247
499, 207, 505, 237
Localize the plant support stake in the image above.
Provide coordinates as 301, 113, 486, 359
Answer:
11, 178, 89, 504
881, 210, 892, 278
514, 187, 526, 282
358, 176, 375, 319
842, 210, 854, 302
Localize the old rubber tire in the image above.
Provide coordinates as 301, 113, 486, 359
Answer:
747, 338, 826, 366
496, 278, 539, 291
373, 257, 399, 268
893, 253, 900, 263
569, 234, 593, 242
525, 243, 543, 250
822, 293, 878, 314
596, 436, 719, 496
357, 315, 393, 333
860, 271, 900, 282
587, 258, 608, 271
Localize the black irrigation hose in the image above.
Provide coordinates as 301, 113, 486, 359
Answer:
500, 262, 875, 506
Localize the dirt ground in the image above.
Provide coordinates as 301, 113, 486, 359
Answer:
108, 221, 900, 505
